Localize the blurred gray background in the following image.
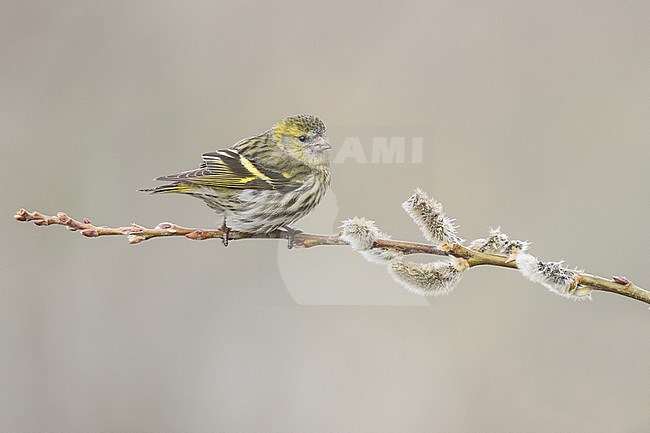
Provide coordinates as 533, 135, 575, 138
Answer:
1, 1, 649, 432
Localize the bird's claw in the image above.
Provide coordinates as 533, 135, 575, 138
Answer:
284, 226, 303, 249
221, 217, 230, 247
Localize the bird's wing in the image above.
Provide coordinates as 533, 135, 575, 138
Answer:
155, 148, 301, 191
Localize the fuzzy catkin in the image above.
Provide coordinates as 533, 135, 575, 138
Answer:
469, 227, 529, 255
402, 189, 462, 246
516, 253, 591, 300
340, 217, 381, 251
340, 217, 404, 264
388, 257, 468, 296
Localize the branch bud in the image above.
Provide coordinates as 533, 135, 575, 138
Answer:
80, 229, 99, 237
612, 276, 631, 286
56, 212, 70, 224
185, 230, 206, 240
127, 234, 147, 244
14, 209, 27, 221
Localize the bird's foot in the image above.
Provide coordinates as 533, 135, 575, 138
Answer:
221, 218, 231, 247
283, 226, 303, 249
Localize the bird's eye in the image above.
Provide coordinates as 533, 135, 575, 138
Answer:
298, 135, 307, 142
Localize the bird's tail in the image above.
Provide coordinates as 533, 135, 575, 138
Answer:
138, 182, 195, 194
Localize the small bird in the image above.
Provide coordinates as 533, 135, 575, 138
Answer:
141, 114, 332, 246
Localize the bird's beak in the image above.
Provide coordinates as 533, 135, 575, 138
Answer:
313, 137, 332, 150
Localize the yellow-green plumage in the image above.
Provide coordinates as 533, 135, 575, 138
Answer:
141, 114, 332, 233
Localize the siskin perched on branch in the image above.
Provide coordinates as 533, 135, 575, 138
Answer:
141, 114, 332, 244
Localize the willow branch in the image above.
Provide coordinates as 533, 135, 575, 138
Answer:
14, 208, 648, 305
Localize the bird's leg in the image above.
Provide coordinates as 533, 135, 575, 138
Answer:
283, 226, 303, 249
221, 215, 231, 247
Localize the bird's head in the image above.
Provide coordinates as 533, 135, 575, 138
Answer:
271, 114, 331, 168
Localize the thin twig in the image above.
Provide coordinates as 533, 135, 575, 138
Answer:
14, 208, 649, 305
